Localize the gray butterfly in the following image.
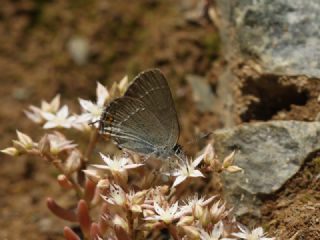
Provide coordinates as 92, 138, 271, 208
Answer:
99, 69, 184, 160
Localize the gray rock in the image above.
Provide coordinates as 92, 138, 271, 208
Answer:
215, 0, 320, 78
186, 74, 215, 112
213, 120, 320, 215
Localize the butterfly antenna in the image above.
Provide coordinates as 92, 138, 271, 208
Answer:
186, 132, 213, 145
88, 119, 100, 126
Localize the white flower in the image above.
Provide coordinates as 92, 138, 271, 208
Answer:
144, 202, 182, 224
126, 190, 147, 213
78, 82, 109, 127
171, 154, 205, 187
42, 105, 75, 129
200, 221, 233, 240
24, 94, 60, 124
210, 200, 230, 222
71, 115, 91, 132
40, 94, 61, 113
101, 184, 127, 206
92, 153, 143, 173
24, 106, 44, 124
47, 132, 77, 154
232, 226, 275, 240
181, 194, 216, 214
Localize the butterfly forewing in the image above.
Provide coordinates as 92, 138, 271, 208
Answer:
124, 69, 180, 147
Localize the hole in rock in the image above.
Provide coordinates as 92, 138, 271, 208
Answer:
240, 75, 309, 122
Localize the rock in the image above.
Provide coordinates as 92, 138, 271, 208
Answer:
211, 0, 320, 127
215, 0, 320, 78
213, 120, 320, 216
186, 74, 215, 112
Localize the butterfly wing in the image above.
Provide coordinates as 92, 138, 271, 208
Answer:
100, 96, 168, 154
124, 69, 180, 148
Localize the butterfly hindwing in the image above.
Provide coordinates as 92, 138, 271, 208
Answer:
101, 96, 168, 154
124, 69, 180, 147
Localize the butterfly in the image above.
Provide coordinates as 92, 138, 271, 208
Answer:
99, 69, 184, 161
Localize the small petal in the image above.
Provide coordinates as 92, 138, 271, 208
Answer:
50, 94, 61, 112
16, 130, 33, 146
193, 153, 205, 167
42, 112, 56, 121
222, 151, 236, 168
154, 202, 166, 216
57, 105, 69, 118
43, 121, 58, 129
96, 82, 109, 106
225, 165, 243, 173
118, 75, 128, 94
192, 170, 205, 178
79, 99, 93, 111
172, 175, 187, 187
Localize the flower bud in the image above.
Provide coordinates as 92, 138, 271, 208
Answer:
65, 150, 82, 174
222, 151, 236, 168
1, 147, 19, 156
97, 179, 110, 190
57, 174, 73, 189
200, 207, 210, 227
38, 134, 50, 154
182, 226, 200, 239
177, 216, 194, 226
203, 144, 215, 165
194, 205, 204, 219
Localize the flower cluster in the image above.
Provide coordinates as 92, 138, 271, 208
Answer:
1, 76, 274, 240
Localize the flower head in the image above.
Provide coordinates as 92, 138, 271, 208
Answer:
109, 75, 129, 98
171, 154, 205, 187
78, 82, 109, 127
144, 201, 182, 224
24, 94, 60, 124
126, 190, 147, 213
1, 131, 36, 156
47, 132, 77, 154
232, 226, 275, 240
101, 184, 127, 207
210, 200, 230, 223
181, 194, 216, 214
42, 105, 75, 129
93, 153, 143, 174
199, 221, 232, 240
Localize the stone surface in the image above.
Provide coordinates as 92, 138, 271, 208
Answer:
186, 74, 215, 112
213, 120, 320, 215
215, 0, 320, 78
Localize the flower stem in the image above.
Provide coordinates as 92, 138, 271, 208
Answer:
43, 152, 83, 197
78, 129, 99, 185
84, 129, 99, 162
168, 225, 180, 240
52, 159, 83, 197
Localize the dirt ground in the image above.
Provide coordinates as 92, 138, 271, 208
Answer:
0, 1, 319, 239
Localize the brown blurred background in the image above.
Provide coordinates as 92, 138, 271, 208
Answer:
0, 1, 219, 239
